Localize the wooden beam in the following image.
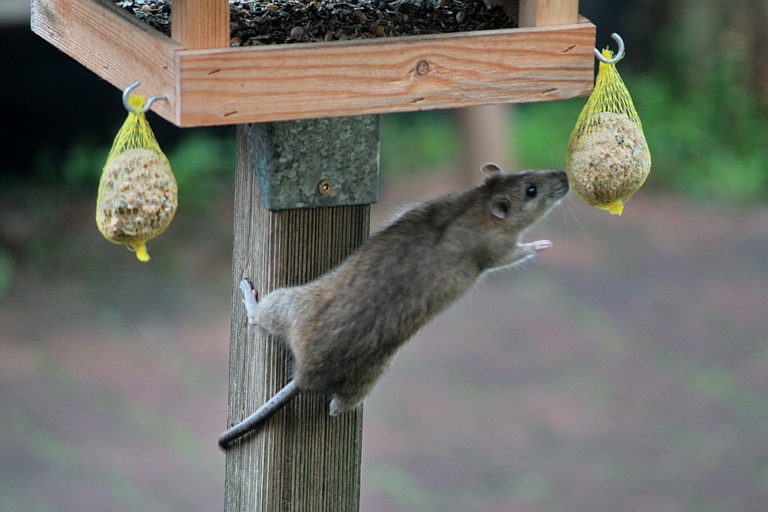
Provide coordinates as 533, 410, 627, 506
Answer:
31, 0, 181, 123
172, 0, 230, 49
176, 21, 595, 126
519, 0, 579, 27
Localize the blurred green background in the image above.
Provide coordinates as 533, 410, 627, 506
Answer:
1, 0, 767, 511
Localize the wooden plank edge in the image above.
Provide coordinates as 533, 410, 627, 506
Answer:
176, 19, 596, 126
31, 0, 182, 124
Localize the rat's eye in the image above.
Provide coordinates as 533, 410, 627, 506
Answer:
525, 185, 538, 198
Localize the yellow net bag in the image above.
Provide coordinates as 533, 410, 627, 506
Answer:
96, 93, 177, 262
566, 42, 651, 215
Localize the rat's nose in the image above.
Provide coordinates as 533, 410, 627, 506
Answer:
544, 170, 569, 198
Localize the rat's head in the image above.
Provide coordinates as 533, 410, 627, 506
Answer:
479, 163, 569, 232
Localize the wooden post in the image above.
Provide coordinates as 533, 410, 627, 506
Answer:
224, 118, 378, 511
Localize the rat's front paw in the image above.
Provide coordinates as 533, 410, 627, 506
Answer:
531, 240, 553, 253
239, 278, 260, 324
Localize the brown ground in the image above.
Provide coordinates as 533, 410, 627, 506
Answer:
2, 174, 767, 512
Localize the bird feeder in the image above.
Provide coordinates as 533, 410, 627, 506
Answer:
31, 0, 595, 126
31, 1, 596, 511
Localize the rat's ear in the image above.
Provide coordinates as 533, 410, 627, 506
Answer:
489, 196, 511, 219
481, 162, 503, 176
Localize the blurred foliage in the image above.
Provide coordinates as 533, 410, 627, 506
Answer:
165, 132, 235, 211
380, 111, 461, 175
632, 73, 768, 203
33, 136, 106, 192
0, 249, 13, 299
627, 0, 768, 104
623, 0, 768, 203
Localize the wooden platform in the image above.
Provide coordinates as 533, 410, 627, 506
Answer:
31, 0, 596, 127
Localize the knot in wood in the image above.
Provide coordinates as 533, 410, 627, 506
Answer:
415, 60, 430, 76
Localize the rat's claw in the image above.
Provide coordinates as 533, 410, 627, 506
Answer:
240, 278, 259, 324
532, 240, 553, 252
239, 278, 254, 297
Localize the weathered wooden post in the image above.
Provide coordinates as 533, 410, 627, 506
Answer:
30, 0, 594, 509
225, 118, 378, 510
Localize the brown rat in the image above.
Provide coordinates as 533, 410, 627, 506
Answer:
219, 164, 568, 448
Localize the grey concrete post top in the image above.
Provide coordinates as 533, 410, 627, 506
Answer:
247, 116, 380, 210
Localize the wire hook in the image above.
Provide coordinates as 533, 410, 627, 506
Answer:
594, 33, 625, 64
122, 81, 167, 114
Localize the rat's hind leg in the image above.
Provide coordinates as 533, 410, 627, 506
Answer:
240, 279, 302, 339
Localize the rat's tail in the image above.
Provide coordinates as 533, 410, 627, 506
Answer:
218, 380, 301, 449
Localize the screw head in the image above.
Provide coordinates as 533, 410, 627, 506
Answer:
318, 179, 333, 196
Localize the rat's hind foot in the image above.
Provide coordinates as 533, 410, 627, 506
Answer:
239, 278, 260, 325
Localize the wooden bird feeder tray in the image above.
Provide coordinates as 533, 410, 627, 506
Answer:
31, 0, 596, 127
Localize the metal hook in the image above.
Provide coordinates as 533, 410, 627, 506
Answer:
122, 80, 167, 114
594, 33, 625, 64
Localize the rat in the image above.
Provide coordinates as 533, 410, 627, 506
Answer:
219, 164, 568, 448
